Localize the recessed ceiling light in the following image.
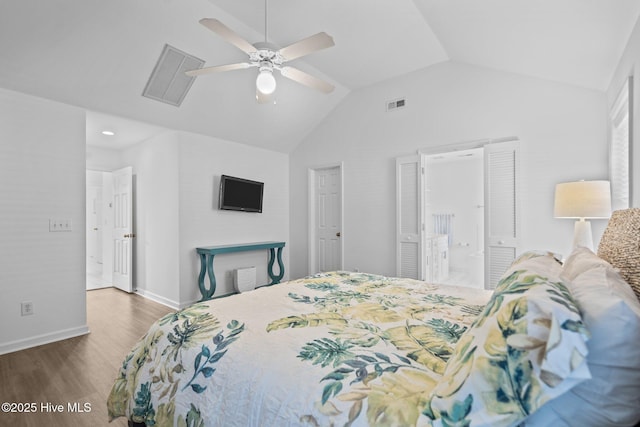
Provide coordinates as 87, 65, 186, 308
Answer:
101, 130, 115, 136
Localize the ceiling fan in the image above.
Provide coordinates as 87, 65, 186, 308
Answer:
186, 2, 335, 103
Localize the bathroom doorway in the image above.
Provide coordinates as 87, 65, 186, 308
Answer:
396, 138, 520, 290
425, 148, 484, 288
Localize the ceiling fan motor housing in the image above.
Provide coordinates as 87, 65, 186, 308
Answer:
251, 42, 284, 69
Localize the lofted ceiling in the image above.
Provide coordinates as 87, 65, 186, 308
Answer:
0, 0, 638, 153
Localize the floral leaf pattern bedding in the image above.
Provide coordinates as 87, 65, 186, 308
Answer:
108, 272, 491, 426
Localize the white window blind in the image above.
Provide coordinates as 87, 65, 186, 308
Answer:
610, 77, 632, 211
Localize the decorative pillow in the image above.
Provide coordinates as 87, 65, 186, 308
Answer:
561, 246, 611, 282
525, 256, 640, 426
504, 250, 562, 281
424, 268, 590, 427
597, 207, 640, 299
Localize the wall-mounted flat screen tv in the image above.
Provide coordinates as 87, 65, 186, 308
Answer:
219, 175, 264, 213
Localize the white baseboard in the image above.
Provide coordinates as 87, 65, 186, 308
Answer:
135, 288, 181, 310
0, 325, 90, 356
178, 298, 200, 310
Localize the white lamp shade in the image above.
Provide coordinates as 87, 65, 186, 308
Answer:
256, 70, 276, 95
554, 180, 612, 219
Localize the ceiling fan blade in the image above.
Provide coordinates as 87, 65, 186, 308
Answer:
281, 66, 334, 94
256, 89, 274, 104
199, 18, 256, 55
279, 32, 335, 61
185, 62, 252, 77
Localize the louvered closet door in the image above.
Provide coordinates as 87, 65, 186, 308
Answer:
484, 141, 520, 289
396, 155, 423, 279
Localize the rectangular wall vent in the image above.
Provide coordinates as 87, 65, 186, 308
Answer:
386, 98, 407, 112
142, 44, 205, 107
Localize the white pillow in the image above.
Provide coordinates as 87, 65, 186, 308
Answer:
526, 260, 640, 426
560, 246, 612, 281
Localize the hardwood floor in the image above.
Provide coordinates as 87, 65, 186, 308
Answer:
0, 288, 174, 426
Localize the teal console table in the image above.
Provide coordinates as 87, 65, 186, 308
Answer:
196, 241, 285, 301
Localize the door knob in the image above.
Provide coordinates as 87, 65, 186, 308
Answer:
336, 232, 341, 237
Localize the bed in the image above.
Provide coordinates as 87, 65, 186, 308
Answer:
107, 208, 640, 427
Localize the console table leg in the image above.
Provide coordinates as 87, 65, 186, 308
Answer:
276, 247, 285, 283
198, 254, 216, 301
267, 248, 276, 284
267, 247, 285, 285
198, 253, 207, 299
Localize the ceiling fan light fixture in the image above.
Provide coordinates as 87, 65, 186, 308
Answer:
256, 68, 276, 95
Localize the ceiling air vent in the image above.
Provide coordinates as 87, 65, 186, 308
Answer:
142, 44, 205, 107
386, 97, 406, 112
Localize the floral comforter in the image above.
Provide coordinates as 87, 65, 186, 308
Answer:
107, 271, 491, 426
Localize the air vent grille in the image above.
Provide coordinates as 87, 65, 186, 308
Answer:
386, 97, 406, 112
142, 44, 204, 107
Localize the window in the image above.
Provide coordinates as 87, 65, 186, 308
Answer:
609, 77, 633, 210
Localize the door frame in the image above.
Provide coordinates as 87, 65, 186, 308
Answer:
308, 162, 344, 275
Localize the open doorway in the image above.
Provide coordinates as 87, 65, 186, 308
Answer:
425, 148, 484, 288
86, 170, 114, 290
396, 138, 520, 290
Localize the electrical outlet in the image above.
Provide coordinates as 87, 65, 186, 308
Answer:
21, 301, 34, 316
49, 219, 72, 232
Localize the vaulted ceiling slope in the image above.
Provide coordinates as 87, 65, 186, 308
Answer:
0, 0, 638, 152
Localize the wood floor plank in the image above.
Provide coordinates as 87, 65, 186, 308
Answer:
0, 288, 174, 426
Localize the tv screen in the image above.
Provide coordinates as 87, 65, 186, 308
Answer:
219, 175, 264, 213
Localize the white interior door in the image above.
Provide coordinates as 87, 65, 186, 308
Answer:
396, 155, 424, 279
86, 186, 99, 267
112, 166, 133, 293
484, 140, 520, 289
315, 166, 342, 272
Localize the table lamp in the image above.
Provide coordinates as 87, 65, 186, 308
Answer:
554, 180, 612, 251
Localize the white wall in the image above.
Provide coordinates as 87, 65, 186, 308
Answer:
607, 16, 640, 207
86, 145, 123, 172
123, 132, 181, 307
290, 61, 609, 279
0, 88, 88, 354
177, 132, 289, 304
119, 130, 289, 308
